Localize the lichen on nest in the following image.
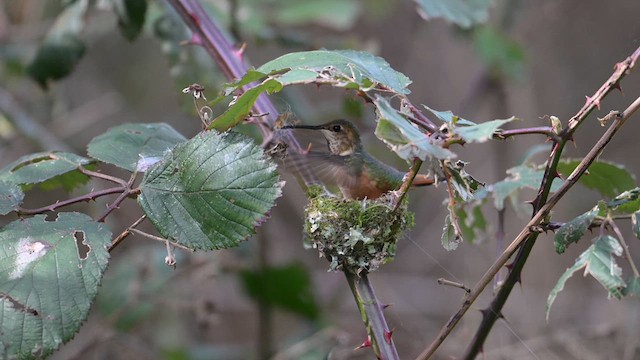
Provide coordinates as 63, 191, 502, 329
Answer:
303, 186, 414, 275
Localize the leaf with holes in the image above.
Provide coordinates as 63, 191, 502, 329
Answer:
557, 160, 635, 198
374, 96, 456, 161
87, 123, 186, 172
0, 152, 93, 192
441, 215, 462, 250
606, 188, 640, 214
415, 0, 492, 29
554, 206, 599, 254
546, 235, 625, 320
241, 263, 319, 319
0, 212, 111, 358
0, 181, 24, 215
257, 49, 412, 94
138, 131, 283, 250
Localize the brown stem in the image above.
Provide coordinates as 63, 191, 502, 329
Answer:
17, 186, 127, 215
108, 215, 146, 251
609, 218, 640, 278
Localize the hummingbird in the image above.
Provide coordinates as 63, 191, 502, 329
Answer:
281, 119, 433, 200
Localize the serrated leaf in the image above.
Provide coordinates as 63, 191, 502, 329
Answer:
87, 123, 186, 172
0, 152, 93, 191
374, 96, 456, 161
455, 117, 517, 143
623, 277, 640, 297
115, 0, 148, 41
546, 235, 625, 320
0, 213, 111, 358
606, 188, 640, 214
27, 0, 89, 87
557, 159, 635, 198
138, 131, 282, 250
415, 0, 492, 28
241, 263, 319, 319
441, 215, 462, 250
554, 206, 599, 254
257, 50, 412, 95
491, 164, 562, 210
422, 105, 476, 126
0, 181, 24, 215
209, 79, 283, 132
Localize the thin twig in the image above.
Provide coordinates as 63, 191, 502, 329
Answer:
394, 158, 423, 212
129, 228, 193, 251
437, 278, 470, 293
496, 126, 561, 143
609, 219, 640, 278
108, 215, 146, 251
17, 186, 126, 215
78, 166, 129, 187
419, 92, 640, 359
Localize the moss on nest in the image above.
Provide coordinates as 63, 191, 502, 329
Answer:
303, 186, 414, 274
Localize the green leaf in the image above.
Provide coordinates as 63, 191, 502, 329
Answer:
455, 117, 517, 143
623, 277, 640, 297
87, 123, 186, 172
209, 79, 283, 132
0, 181, 24, 215
546, 235, 625, 320
0, 152, 93, 191
138, 131, 282, 250
115, 0, 148, 41
415, 0, 492, 29
606, 188, 640, 214
556, 159, 636, 198
374, 96, 456, 161
257, 50, 412, 95
491, 164, 562, 210
275, 0, 360, 31
457, 204, 487, 244
27, 0, 89, 87
441, 215, 461, 250
473, 26, 525, 79
554, 206, 599, 254
0, 213, 111, 358
422, 105, 476, 126
241, 263, 319, 319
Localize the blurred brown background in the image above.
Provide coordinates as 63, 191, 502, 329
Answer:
1, 0, 640, 359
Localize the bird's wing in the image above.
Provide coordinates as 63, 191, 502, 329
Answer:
282, 150, 359, 190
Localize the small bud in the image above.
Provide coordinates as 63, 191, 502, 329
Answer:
550, 116, 562, 135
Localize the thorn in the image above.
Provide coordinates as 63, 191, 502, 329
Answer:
384, 329, 394, 344
554, 170, 564, 180
235, 43, 247, 60
188, 12, 201, 27
181, 33, 203, 46
612, 81, 624, 95
479, 308, 491, 320
505, 262, 514, 272
382, 303, 393, 310
585, 95, 601, 110
354, 336, 372, 350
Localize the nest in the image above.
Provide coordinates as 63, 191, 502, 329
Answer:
303, 186, 414, 275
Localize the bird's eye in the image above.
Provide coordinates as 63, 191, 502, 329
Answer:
332, 125, 341, 132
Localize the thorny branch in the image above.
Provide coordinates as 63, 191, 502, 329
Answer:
418, 46, 640, 360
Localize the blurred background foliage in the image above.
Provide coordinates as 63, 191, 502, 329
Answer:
1, 0, 640, 359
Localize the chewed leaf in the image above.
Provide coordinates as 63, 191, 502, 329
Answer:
554, 206, 599, 254
374, 96, 456, 161
257, 50, 412, 95
0, 152, 93, 191
546, 235, 625, 320
138, 131, 283, 250
455, 117, 517, 143
415, 0, 492, 29
87, 123, 186, 172
0, 213, 111, 358
441, 214, 462, 250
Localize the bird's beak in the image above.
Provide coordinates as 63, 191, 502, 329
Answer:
281, 124, 325, 130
